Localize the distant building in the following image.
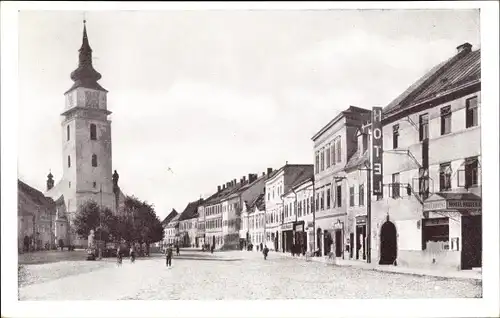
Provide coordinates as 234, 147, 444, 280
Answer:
264, 164, 314, 251
161, 209, 178, 246
165, 214, 180, 245
18, 180, 69, 251
178, 199, 204, 248
241, 193, 266, 251
371, 42, 481, 270
311, 106, 371, 257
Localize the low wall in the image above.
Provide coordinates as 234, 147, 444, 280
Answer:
397, 250, 461, 271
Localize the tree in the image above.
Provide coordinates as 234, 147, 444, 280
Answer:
73, 200, 115, 244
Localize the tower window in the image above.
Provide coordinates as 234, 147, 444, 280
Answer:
92, 154, 98, 167
90, 124, 97, 140
67, 155, 71, 168
93, 181, 97, 188
392, 124, 399, 149
67, 125, 70, 141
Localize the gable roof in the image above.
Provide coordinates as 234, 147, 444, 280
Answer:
249, 193, 265, 211
162, 209, 178, 225
312, 106, 371, 141
344, 149, 369, 172
18, 180, 55, 217
384, 45, 480, 118
179, 199, 203, 221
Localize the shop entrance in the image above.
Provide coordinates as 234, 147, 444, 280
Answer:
461, 215, 482, 269
334, 230, 342, 257
323, 231, 332, 256
349, 233, 354, 259
283, 230, 293, 252
316, 228, 322, 254
379, 221, 398, 265
356, 225, 366, 260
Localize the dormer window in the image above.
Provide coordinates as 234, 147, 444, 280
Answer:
90, 124, 97, 140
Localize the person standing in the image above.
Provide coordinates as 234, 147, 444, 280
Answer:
116, 245, 122, 266
176, 244, 180, 256
165, 244, 173, 267
130, 245, 136, 263
263, 245, 269, 260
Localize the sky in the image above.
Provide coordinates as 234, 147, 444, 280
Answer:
17, 9, 480, 220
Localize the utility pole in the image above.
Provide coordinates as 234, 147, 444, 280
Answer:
366, 164, 372, 264
98, 184, 103, 260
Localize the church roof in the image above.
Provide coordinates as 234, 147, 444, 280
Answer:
18, 180, 56, 217
65, 21, 107, 94
162, 209, 178, 225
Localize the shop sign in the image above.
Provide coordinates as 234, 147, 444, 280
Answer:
423, 218, 449, 226
281, 223, 293, 231
295, 223, 304, 232
423, 200, 447, 211
333, 220, 343, 230
371, 107, 383, 195
448, 200, 481, 209
355, 215, 367, 225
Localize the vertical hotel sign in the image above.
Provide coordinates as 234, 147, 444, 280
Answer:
372, 107, 383, 195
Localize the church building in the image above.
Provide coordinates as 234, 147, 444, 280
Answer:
44, 21, 126, 247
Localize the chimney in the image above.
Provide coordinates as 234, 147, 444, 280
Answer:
46, 171, 54, 191
457, 42, 472, 54
267, 167, 273, 175
243, 176, 247, 184
218, 185, 221, 192
262, 172, 265, 176
233, 179, 237, 186
223, 184, 226, 190
249, 173, 257, 184
226, 182, 230, 188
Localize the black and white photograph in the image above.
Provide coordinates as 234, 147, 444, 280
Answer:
1, 1, 499, 318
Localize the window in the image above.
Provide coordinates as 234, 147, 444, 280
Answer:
331, 143, 336, 166
320, 191, 325, 210
315, 152, 319, 174
359, 184, 365, 206
336, 138, 342, 163
315, 193, 319, 211
326, 144, 331, 168
439, 162, 452, 191
465, 157, 479, 188
67, 155, 71, 168
362, 133, 368, 153
422, 218, 449, 250
349, 186, 355, 206
419, 113, 429, 141
392, 173, 400, 198
320, 150, 325, 171
92, 154, 98, 167
90, 124, 97, 140
336, 185, 342, 207
326, 188, 331, 209
306, 198, 310, 214
466, 97, 478, 128
67, 125, 70, 141
93, 181, 97, 188
440, 106, 451, 135
392, 124, 399, 149
419, 168, 430, 199
68, 181, 71, 188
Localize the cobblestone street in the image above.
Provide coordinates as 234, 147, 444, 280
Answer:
19, 250, 481, 300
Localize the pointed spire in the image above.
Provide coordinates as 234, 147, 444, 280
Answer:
66, 20, 107, 94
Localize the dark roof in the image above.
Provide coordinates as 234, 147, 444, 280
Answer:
312, 106, 371, 141
249, 193, 265, 211
162, 209, 178, 225
269, 164, 313, 195
384, 46, 480, 117
66, 22, 107, 94
178, 199, 203, 221
344, 149, 369, 171
18, 180, 55, 217
425, 192, 481, 202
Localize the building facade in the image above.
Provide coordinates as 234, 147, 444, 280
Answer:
43, 22, 125, 247
241, 193, 266, 251
312, 106, 371, 257
164, 214, 180, 245
369, 42, 481, 270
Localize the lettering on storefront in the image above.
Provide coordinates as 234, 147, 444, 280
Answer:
423, 200, 447, 211
281, 223, 293, 231
356, 215, 367, 225
447, 200, 481, 209
371, 107, 383, 195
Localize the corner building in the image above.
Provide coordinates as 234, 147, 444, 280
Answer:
370, 43, 481, 270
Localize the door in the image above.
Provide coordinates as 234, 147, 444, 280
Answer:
349, 233, 354, 259
461, 215, 482, 269
379, 221, 398, 265
356, 225, 366, 260
335, 230, 342, 257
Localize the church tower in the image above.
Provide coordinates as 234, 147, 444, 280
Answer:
61, 21, 115, 214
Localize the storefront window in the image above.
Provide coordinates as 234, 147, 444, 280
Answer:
422, 218, 449, 250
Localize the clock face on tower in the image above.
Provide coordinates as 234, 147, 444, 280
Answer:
85, 91, 100, 109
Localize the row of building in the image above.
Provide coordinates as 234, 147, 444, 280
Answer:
163, 42, 482, 271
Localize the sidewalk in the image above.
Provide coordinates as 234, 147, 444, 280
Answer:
275, 251, 482, 281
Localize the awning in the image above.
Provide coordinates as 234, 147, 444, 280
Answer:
423, 192, 481, 212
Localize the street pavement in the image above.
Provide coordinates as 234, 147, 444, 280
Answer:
18, 250, 481, 300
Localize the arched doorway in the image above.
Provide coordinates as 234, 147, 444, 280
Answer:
212, 236, 215, 248
379, 221, 398, 265
324, 231, 332, 256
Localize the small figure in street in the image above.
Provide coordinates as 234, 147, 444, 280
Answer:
210, 244, 214, 254
130, 245, 136, 263
263, 245, 269, 260
176, 245, 180, 256
116, 246, 122, 267
260, 243, 263, 252
165, 244, 173, 268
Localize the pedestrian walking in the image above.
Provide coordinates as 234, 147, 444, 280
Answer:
165, 244, 173, 268
263, 245, 269, 260
176, 245, 180, 256
116, 246, 123, 266
130, 245, 136, 263
210, 244, 214, 254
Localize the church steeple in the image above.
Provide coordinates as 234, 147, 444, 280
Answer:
65, 20, 107, 94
